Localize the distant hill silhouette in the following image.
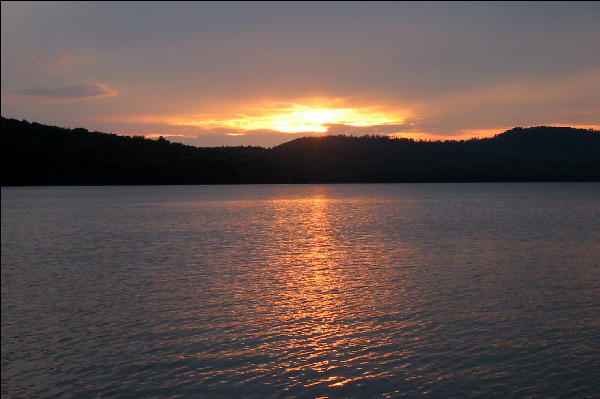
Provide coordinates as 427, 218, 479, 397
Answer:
2, 117, 599, 185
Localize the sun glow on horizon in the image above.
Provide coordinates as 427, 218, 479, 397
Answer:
171, 102, 407, 134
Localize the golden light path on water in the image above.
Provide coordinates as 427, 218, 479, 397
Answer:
160, 188, 422, 396
259, 189, 414, 393
277, 196, 383, 388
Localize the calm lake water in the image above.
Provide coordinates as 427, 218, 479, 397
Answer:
2, 183, 599, 398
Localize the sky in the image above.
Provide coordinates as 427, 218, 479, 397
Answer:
1, 1, 599, 147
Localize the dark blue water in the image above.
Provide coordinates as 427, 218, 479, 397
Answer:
2, 183, 599, 398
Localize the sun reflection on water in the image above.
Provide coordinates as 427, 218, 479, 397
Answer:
142, 187, 425, 396
267, 190, 399, 392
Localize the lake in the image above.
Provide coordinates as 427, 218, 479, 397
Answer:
2, 183, 599, 398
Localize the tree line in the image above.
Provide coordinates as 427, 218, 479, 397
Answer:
2, 117, 599, 185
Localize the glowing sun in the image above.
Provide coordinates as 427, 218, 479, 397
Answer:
171, 101, 406, 134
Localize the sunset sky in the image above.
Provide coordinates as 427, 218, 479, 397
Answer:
2, 1, 599, 147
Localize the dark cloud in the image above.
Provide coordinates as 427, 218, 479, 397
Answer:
324, 123, 415, 136
13, 83, 116, 99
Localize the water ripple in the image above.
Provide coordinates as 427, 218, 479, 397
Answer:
2, 183, 600, 398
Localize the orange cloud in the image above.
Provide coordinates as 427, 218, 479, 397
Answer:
114, 98, 411, 135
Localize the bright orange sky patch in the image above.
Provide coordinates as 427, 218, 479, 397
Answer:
170, 101, 408, 134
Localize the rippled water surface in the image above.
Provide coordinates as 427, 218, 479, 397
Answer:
2, 183, 600, 398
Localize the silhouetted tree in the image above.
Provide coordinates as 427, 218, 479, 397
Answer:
1, 117, 599, 185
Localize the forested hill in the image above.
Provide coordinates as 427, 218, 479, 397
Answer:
2, 117, 599, 185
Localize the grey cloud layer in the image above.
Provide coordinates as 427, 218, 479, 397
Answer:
325, 123, 415, 136
13, 83, 115, 99
1, 2, 599, 146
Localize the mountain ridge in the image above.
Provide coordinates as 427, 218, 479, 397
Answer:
2, 117, 599, 185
